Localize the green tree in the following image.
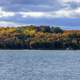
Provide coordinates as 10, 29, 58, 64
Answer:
50, 27, 64, 33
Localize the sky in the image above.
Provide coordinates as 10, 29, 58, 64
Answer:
0, 0, 80, 29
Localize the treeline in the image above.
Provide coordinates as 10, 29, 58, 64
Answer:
0, 25, 80, 50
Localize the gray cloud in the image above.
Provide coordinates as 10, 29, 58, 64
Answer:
0, 0, 80, 12
0, 0, 64, 12
1, 0, 57, 5
0, 0, 80, 27
0, 0, 59, 5
65, 1, 80, 9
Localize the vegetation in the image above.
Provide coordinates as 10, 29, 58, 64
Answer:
0, 25, 80, 50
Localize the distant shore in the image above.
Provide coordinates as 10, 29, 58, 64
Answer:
0, 25, 80, 49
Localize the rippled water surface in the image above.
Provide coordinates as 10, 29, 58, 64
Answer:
0, 50, 80, 80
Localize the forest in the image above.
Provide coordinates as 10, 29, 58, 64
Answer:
0, 25, 80, 50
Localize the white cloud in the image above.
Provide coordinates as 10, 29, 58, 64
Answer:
61, 0, 80, 3
0, 7, 15, 17
52, 7, 80, 18
19, 7, 80, 18
53, 9, 71, 17
71, 7, 80, 17
0, 21, 22, 26
19, 12, 45, 18
19, 11, 56, 18
0, 1, 80, 19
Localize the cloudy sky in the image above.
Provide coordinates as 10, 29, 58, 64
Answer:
0, 0, 80, 29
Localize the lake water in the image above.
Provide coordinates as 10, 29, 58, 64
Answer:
0, 50, 80, 80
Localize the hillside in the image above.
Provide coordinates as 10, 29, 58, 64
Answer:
0, 26, 80, 50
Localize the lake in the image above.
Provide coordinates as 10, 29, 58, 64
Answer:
0, 50, 80, 80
